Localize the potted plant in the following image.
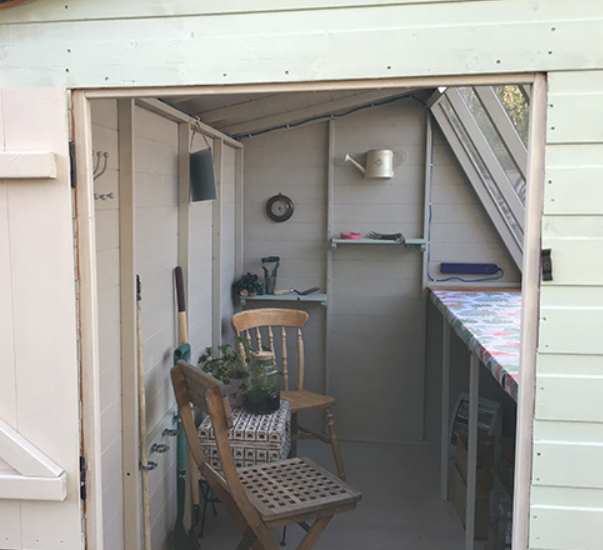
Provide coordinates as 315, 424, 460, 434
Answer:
197, 343, 247, 407
233, 272, 264, 297
243, 350, 280, 415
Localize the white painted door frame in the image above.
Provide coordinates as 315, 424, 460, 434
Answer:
74, 72, 544, 550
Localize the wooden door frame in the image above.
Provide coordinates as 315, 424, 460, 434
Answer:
74, 72, 544, 550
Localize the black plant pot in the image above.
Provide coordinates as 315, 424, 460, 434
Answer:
243, 389, 280, 415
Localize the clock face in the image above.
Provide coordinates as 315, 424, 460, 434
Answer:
266, 194, 294, 222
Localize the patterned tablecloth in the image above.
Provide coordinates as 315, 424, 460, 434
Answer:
198, 400, 291, 470
429, 289, 522, 401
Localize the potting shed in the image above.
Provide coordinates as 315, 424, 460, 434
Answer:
1, 1, 602, 550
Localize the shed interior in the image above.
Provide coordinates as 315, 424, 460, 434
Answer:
89, 80, 529, 550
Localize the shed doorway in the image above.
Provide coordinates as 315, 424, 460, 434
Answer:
75, 73, 543, 550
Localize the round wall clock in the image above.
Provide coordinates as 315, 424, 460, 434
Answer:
266, 193, 294, 222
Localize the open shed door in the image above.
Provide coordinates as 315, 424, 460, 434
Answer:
0, 89, 84, 549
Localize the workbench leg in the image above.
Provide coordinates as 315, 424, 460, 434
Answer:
465, 353, 480, 550
440, 323, 451, 501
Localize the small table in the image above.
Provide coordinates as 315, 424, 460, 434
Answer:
198, 400, 291, 470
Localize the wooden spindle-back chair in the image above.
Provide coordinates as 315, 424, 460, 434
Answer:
231, 308, 346, 480
170, 360, 361, 550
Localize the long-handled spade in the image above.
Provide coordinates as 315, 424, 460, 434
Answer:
136, 276, 153, 550
172, 267, 200, 550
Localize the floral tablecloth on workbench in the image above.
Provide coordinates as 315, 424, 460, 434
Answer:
429, 289, 522, 401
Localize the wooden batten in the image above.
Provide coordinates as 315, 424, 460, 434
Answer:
0, 152, 56, 179
0, 418, 66, 501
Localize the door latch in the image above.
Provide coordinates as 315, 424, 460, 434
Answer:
541, 249, 553, 281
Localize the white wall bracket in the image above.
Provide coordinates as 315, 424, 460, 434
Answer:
0, 418, 67, 501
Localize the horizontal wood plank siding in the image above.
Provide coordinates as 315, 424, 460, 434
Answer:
0, 0, 475, 23
532, 69, 603, 550
133, 104, 179, 550
91, 98, 125, 550
243, 122, 328, 430
1, 3, 603, 89
220, 144, 238, 342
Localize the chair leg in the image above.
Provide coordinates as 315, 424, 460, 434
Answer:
294, 516, 333, 550
290, 413, 298, 457
325, 407, 346, 481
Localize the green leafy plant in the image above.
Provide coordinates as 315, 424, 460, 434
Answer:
197, 343, 247, 385
233, 272, 264, 296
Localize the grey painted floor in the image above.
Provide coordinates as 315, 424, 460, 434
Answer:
189, 440, 466, 550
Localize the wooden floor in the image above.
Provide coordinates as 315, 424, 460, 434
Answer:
188, 440, 466, 550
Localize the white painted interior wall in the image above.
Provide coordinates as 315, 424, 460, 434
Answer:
242, 96, 520, 443
188, 136, 215, 360
92, 99, 237, 550
427, 123, 521, 283
91, 99, 125, 550
242, 122, 328, 426
133, 104, 180, 549
218, 144, 238, 344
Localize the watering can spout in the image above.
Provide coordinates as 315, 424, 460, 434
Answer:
344, 153, 365, 175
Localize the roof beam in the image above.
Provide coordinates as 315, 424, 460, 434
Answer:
201, 93, 297, 124
222, 88, 415, 137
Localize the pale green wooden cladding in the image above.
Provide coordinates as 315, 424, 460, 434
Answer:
0, 1, 600, 88
1, 1, 603, 550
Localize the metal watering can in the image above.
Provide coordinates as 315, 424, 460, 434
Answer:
344, 149, 394, 179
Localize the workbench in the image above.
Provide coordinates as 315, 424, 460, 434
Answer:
429, 288, 521, 550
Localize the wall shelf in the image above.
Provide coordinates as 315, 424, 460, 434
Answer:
240, 293, 327, 306
330, 238, 426, 251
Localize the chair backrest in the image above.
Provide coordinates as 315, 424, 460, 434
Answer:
231, 308, 309, 391
170, 361, 256, 508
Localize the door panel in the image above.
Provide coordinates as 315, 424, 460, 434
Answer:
0, 88, 83, 549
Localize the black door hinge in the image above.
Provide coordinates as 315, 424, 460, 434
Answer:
541, 249, 553, 281
69, 141, 77, 189
79, 456, 87, 501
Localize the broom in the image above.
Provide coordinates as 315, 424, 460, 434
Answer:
136, 276, 152, 550
172, 267, 199, 550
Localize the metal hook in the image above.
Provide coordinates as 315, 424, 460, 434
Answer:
140, 461, 158, 472
93, 151, 109, 180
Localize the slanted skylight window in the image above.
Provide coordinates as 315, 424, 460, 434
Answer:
428, 85, 529, 269
494, 85, 530, 146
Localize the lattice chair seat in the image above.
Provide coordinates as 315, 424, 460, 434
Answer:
239, 457, 359, 523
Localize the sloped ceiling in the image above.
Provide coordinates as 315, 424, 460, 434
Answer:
160, 87, 432, 139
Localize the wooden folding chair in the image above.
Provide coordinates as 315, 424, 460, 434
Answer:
231, 308, 346, 480
171, 360, 361, 550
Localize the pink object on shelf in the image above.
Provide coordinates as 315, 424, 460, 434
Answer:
340, 232, 362, 240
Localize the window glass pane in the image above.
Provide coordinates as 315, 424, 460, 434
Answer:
494, 85, 529, 146
439, 97, 524, 244
459, 87, 526, 204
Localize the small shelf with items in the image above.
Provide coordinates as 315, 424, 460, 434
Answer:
330, 237, 426, 251
240, 293, 328, 306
